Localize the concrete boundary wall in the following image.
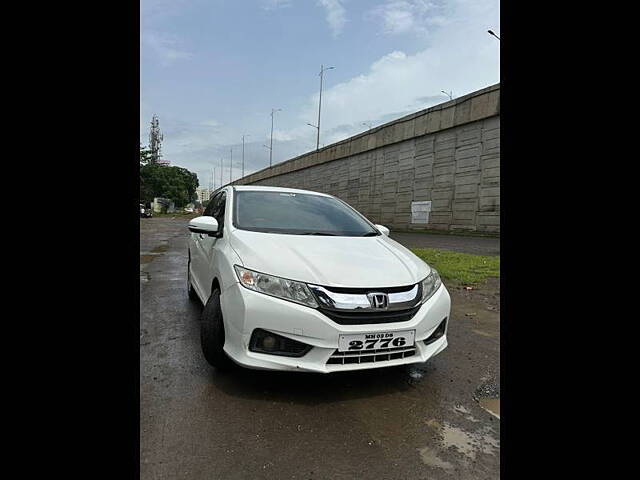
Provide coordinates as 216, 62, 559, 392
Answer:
232, 83, 500, 233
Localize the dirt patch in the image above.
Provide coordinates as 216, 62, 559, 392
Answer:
140, 255, 156, 265
450, 276, 500, 313
449, 276, 501, 409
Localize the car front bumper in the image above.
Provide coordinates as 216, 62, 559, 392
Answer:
219, 281, 451, 373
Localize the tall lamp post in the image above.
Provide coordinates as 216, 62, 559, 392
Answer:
315, 64, 335, 151
268, 108, 282, 168
229, 148, 233, 184
488, 29, 500, 41
241, 135, 250, 179
306, 122, 318, 139
441, 90, 453, 100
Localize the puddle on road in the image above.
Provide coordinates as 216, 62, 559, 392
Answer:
439, 422, 499, 461
478, 398, 500, 419
421, 416, 500, 469
417, 446, 454, 472
140, 244, 171, 265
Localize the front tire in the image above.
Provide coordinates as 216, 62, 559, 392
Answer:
200, 288, 233, 370
187, 255, 199, 301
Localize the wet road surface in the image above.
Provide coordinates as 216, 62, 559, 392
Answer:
140, 217, 500, 479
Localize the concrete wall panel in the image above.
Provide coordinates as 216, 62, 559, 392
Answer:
234, 84, 500, 233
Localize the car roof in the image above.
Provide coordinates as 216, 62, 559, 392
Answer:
232, 185, 332, 197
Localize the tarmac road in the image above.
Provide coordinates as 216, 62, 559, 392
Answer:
389, 231, 499, 256
140, 217, 500, 479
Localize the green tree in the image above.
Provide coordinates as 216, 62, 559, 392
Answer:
140, 143, 152, 166
140, 163, 199, 207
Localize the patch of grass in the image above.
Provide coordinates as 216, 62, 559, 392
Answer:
410, 248, 500, 285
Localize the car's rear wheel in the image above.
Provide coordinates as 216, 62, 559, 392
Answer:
200, 288, 233, 370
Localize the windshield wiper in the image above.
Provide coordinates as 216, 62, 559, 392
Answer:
360, 232, 379, 237
300, 232, 337, 236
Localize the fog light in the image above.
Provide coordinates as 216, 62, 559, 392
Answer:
262, 335, 277, 351
424, 318, 447, 345
249, 329, 312, 357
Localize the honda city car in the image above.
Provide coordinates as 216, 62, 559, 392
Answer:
187, 186, 450, 373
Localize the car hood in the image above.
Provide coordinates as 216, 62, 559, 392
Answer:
229, 229, 431, 288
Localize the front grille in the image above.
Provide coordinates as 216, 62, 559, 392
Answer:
320, 284, 417, 294
311, 283, 422, 325
326, 346, 417, 365
318, 305, 421, 325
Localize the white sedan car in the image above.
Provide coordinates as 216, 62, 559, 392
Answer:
187, 186, 450, 373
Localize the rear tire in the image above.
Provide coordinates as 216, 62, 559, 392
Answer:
200, 288, 233, 370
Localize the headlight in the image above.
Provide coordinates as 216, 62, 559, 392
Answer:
421, 268, 442, 303
234, 265, 318, 308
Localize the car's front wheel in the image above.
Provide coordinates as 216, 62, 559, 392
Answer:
187, 256, 199, 301
200, 288, 233, 370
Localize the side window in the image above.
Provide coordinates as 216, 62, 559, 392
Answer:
204, 193, 219, 217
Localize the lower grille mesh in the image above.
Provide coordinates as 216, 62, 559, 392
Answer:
326, 346, 416, 365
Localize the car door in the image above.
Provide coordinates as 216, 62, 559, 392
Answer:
198, 190, 227, 299
191, 192, 220, 298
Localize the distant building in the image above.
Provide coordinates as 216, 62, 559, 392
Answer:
195, 187, 212, 204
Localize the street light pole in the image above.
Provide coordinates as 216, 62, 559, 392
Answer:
441, 90, 453, 101
230, 148, 233, 184
316, 64, 335, 151
242, 134, 250, 179
487, 29, 500, 41
269, 108, 281, 167
307, 122, 318, 137
220, 158, 223, 187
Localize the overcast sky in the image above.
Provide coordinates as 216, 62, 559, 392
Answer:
140, 0, 500, 190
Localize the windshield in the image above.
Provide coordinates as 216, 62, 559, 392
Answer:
233, 191, 379, 236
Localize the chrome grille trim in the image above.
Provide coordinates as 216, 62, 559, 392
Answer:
308, 283, 420, 312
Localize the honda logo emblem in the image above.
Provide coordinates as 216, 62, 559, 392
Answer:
367, 292, 389, 309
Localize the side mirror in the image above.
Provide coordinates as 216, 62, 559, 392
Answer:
188, 216, 219, 236
375, 224, 390, 236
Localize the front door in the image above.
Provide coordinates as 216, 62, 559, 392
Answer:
194, 191, 226, 300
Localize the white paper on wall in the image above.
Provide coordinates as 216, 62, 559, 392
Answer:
411, 201, 432, 224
